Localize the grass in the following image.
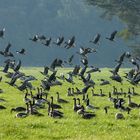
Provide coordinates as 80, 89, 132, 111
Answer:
0, 67, 140, 140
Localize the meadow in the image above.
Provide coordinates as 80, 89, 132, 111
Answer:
0, 67, 140, 140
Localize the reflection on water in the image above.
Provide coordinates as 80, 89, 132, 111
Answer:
85, 0, 140, 56
0, 0, 139, 67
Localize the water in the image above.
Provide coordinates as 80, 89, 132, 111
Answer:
0, 0, 139, 67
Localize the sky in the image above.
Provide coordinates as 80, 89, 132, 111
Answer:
0, 0, 131, 67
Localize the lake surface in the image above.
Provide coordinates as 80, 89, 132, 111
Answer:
0, 0, 139, 67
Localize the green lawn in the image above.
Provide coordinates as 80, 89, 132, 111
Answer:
0, 67, 140, 140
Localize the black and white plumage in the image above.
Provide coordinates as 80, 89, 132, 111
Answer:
64, 36, 75, 49
16, 48, 25, 55
53, 36, 64, 46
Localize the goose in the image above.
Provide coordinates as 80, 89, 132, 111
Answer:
23, 92, 31, 103
75, 87, 82, 95
0, 105, 6, 109
106, 30, 117, 41
115, 113, 124, 120
77, 105, 85, 115
65, 73, 75, 84
42, 37, 51, 47
15, 103, 29, 118
128, 95, 139, 108
82, 85, 91, 94
77, 98, 82, 108
86, 99, 99, 110
0, 43, 14, 57
132, 87, 139, 96
83, 94, 89, 103
110, 74, 123, 83
29, 101, 44, 116
16, 48, 25, 55
11, 106, 26, 113
89, 33, 101, 44
115, 52, 126, 63
86, 66, 101, 74
108, 92, 116, 102
112, 86, 117, 95
38, 35, 46, 40
50, 96, 62, 109
119, 88, 124, 95
79, 66, 87, 76
40, 66, 49, 76
67, 88, 73, 96
0, 28, 5, 38
56, 92, 69, 103
100, 79, 110, 86
64, 55, 74, 66
104, 106, 109, 114
128, 88, 133, 95
29, 35, 39, 42
53, 36, 64, 46
73, 98, 82, 112
16, 112, 28, 118
71, 88, 75, 95
48, 102, 63, 118
99, 89, 106, 97
81, 111, 96, 119
119, 106, 131, 114
64, 36, 75, 49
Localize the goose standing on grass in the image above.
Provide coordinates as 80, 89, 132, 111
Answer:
86, 99, 99, 110
48, 102, 63, 118
29, 101, 44, 116
100, 79, 110, 86
128, 95, 139, 108
131, 87, 139, 96
77, 98, 83, 108
24, 92, 31, 104
81, 112, 96, 119
0, 105, 6, 110
56, 92, 69, 103
67, 88, 73, 96
73, 98, 82, 112
115, 112, 124, 120
50, 96, 62, 109
11, 106, 26, 113
99, 89, 106, 97
104, 106, 109, 114
15, 103, 29, 118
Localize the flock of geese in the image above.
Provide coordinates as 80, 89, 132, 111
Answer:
0, 27, 140, 120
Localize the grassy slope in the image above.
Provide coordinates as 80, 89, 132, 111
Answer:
0, 67, 140, 140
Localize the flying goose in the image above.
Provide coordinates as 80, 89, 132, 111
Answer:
106, 30, 117, 41
90, 33, 101, 44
